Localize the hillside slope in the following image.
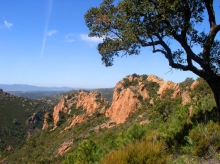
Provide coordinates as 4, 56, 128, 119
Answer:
0, 89, 54, 153
1, 74, 219, 164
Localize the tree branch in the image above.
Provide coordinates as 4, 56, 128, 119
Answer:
155, 34, 205, 78
181, 0, 191, 39
204, 0, 216, 28
203, 24, 220, 61
135, 34, 161, 47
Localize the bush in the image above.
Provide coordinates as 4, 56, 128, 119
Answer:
189, 121, 220, 158
190, 78, 213, 99
116, 87, 122, 94
62, 140, 101, 164
122, 78, 138, 88
142, 74, 148, 81
143, 81, 159, 97
101, 140, 171, 164
179, 78, 195, 91
131, 73, 139, 78
115, 123, 147, 149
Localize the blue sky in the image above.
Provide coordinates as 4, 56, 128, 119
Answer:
0, 1, 219, 88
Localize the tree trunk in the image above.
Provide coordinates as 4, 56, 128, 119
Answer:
206, 76, 220, 117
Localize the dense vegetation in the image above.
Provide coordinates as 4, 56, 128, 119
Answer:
1, 76, 220, 163
0, 90, 54, 156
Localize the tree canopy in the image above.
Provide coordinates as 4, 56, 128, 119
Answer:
85, 0, 220, 112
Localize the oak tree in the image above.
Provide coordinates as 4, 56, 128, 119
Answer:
85, 0, 220, 114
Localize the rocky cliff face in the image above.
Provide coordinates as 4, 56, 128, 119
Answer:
42, 112, 53, 130
105, 76, 145, 124
105, 74, 194, 124
52, 99, 68, 128
147, 75, 179, 96
43, 90, 110, 130
76, 90, 109, 113
44, 74, 197, 129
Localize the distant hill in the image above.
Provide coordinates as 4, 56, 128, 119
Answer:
4, 86, 114, 102
0, 84, 73, 91
8, 91, 70, 100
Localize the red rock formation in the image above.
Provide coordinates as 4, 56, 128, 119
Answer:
147, 75, 180, 97
47, 74, 197, 129
106, 87, 141, 124
105, 76, 148, 124
53, 99, 68, 128
190, 80, 199, 90
64, 114, 88, 131
56, 140, 73, 157
47, 90, 109, 130
42, 112, 52, 130
140, 120, 150, 125
4, 145, 12, 152
182, 91, 191, 105
105, 74, 193, 124
76, 90, 107, 113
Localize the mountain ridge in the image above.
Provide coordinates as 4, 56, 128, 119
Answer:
0, 84, 73, 91
0, 74, 219, 164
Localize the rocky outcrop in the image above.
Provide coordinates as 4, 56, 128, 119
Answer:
56, 140, 73, 157
106, 75, 150, 124
190, 80, 199, 90
4, 145, 12, 153
52, 99, 68, 128
147, 75, 164, 85
140, 120, 150, 125
105, 74, 195, 124
147, 75, 180, 97
106, 87, 141, 124
45, 74, 198, 129
94, 122, 117, 132
64, 114, 88, 131
26, 113, 41, 125
76, 90, 109, 113
46, 90, 109, 130
42, 112, 52, 130
182, 91, 191, 105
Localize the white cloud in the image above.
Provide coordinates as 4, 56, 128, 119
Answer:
64, 33, 75, 42
1, 20, 13, 30
47, 29, 57, 36
80, 34, 103, 43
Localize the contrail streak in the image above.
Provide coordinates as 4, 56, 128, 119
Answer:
41, 0, 53, 58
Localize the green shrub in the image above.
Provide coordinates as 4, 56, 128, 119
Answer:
116, 87, 122, 94
122, 78, 138, 88
62, 140, 101, 164
100, 140, 171, 164
115, 123, 147, 149
189, 121, 220, 158
131, 73, 139, 78
143, 81, 159, 97
179, 78, 195, 91
190, 78, 213, 99
141, 74, 148, 81
161, 105, 191, 147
